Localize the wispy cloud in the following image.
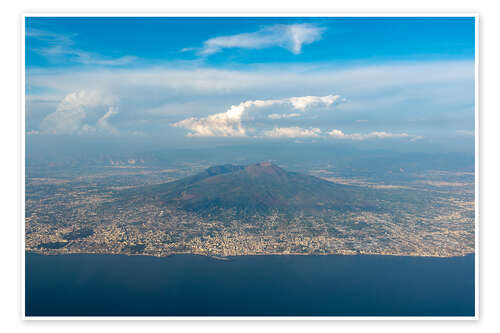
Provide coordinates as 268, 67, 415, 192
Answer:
27, 28, 137, 66
260, 128, 421, 140
171, 95, 341, 137
187, 24, 325, 56
327, 129, 419, 141
26, 61, 473, 100
27, 28, 74, 46
268, 113, 301, 119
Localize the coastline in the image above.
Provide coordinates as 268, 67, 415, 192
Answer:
25, 250, 475, 260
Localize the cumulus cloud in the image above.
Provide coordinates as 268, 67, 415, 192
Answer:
288, 95, 342, 110
327, 129, 416, 140
263, 127, 321, 138
40, 90, 119, 135
26, 61, 473, 138
170, 94, 422, 141
193, 24, 324, 56
171, 115, 247, 138
172, 94, 341, 137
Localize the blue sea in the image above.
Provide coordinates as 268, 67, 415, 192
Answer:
25, 253, 475, 317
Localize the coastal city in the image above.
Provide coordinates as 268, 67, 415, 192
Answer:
25, 160, 475, 258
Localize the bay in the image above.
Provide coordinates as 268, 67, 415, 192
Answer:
25, 253, 475, 317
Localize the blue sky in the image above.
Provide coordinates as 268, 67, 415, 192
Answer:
26, 17, 474, 66
25, 16, 475, 151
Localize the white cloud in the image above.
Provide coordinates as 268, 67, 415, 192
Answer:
263, 127, 321, 138
26, 61, 474, 138
328, 129, 414, 140
289, 95, 342, 111
40, 90, 119, 135
195, 24, 324, 56
171, 115, 247, 138
95, 106, 119, 134
26, 62, 474, 108
172, 94, 341, 137
26, 28, 74, 48
27, 28, 137, 66
268, 113, 301, 119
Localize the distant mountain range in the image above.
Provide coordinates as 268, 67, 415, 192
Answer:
27, 139, 474, 180
116, 162, 376, 216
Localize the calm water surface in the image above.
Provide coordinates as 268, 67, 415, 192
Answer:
25, 253, 475, 316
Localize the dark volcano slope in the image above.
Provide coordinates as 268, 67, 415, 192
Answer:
115, 162, 378, 216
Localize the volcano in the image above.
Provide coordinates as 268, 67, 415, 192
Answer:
116, 162, 376, 216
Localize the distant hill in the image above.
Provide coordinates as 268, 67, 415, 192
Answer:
116, 162, 376, 216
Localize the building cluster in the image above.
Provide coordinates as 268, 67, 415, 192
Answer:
25, 164, 475, 258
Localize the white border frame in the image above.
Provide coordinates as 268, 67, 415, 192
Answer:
20, 12, 479, 321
